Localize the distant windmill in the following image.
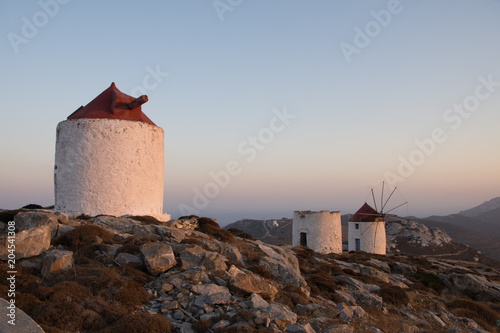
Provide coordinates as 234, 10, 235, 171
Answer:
348, 182, 408, 255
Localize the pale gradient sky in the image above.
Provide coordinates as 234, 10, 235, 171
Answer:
1, 1, 499, 225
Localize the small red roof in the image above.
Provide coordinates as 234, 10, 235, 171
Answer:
349, 202, 380, 222
67, 82, 155, 125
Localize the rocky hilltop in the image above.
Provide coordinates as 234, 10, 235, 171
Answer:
226, 217, 492, 265
1, 209, 500, 332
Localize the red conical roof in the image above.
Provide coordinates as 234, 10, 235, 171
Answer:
349, 202, 379, 222
67, 82, 155, 125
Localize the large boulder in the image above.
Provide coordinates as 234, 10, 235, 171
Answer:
218, 244, 245, 266
179, 245, 206, 269
227, 265, 278, 301
179, 245, 227, 271
257, 243, 307, 290
246, 293, 269, 309
335, 291, 357, 305
354, 292, 383, 309
366, 258, 391, 273
285, 323, 316, 333
334, 276, 380, 293
254, 303, 297, 328
202, 251, 227, 271
0, 298, 45, 332
440, 273, 500, 302
140, 243, 176, 276
296, 303, 339, 318
14, 211, 59, 237
192, 283, 232, 305
359, 265, 389, 283
93, 216, 142, 234
41, 249, 73, 277
115, 253, 143, 266
391, 262, 417, 277
0, 226, 51, 260
336, 303, 369, 322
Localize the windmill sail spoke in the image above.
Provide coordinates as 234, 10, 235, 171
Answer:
386, 221, 401, 234
385, 215, 409, 222
384, 202, 408, 214
381, 187, 397, 212
380, 182, 385, 213
371, 189, 378, 212
361, 221, 377, 235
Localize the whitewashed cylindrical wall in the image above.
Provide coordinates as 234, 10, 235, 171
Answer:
348, 221, 386, 255
54, 118, 164, 217
292, 210, 342, 254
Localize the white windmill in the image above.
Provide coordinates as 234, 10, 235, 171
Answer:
348, 182, 408, 255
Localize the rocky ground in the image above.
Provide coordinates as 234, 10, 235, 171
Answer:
1, 209, 500, 332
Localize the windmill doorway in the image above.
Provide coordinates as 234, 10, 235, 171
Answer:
355, 238, 361, 251
300, 232, 307, 247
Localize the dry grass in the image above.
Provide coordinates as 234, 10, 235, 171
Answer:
195, 217, 236, 243
6, 259, 159, 333
192, 318, 212, 333
34, 301, 87, 332
364, 307, 408, 333
336, 251, 388, 265
181, 237, 203, 247
71, 265, 150, 309
376, 285, 409, 306
0, 209, 25, 223
247, 265, 274, 280
116, 243, 141, 255
221, 325, 256, 333
17, 293, 42, 314
275, 285, 309, 308
449, 298, 500, 332
274, 292, 294, 309
73, 243, 110, 265
128, 215, 161, 225
119, 265, 150, 284
412, 272, 445, 293
55, 224, 115, 250
227, 228, 255, 240
178, 215, 200, 220
234, 240, 274, 280
104, 313, 172, 333
292, 246, 343, 302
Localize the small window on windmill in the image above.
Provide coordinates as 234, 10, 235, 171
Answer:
355, 223, 359, 230
300, 232, 307, 247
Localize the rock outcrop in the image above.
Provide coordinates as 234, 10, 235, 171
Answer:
387, 219, 452, 248
0, 209, 499, 333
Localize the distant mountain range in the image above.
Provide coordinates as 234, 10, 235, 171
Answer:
458, 196, 500, 217
226, 197, 500, 263
417, 197, 500, 262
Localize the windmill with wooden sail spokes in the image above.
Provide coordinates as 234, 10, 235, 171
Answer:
348, 182, 408, 255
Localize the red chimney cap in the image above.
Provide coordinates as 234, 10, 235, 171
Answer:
67, 82, 156, 126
